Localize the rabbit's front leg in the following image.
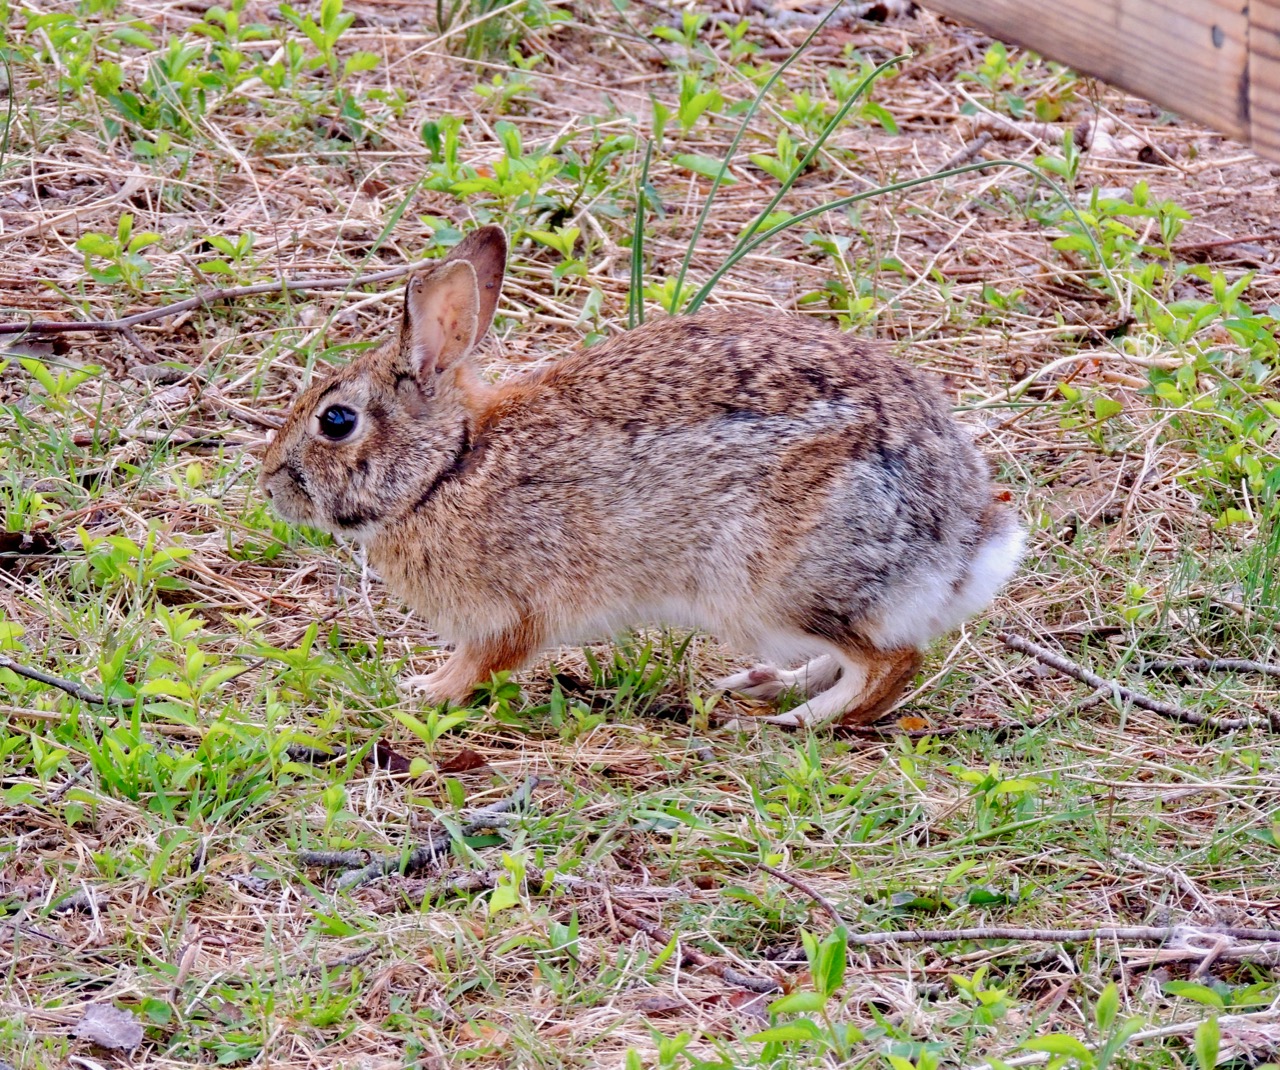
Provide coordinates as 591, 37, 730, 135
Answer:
401, 624, 543, 707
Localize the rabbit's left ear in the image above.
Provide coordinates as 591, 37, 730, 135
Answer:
402, 260, 481, 379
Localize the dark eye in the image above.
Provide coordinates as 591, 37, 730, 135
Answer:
318, 405, 358, 440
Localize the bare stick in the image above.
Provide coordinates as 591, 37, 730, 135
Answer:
609, 901, 782, 993
1140, 655, 1280, 679
841, 923, 1280, 946
758, 862, 846, 927
998, 633, 1271, 731
1171, 230, 1280, 253
0, 262, 421, 338
0, 653, 130, 708
300, 776, 539, 891
939, 131, 994, 172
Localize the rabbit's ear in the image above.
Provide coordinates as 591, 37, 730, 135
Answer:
402, 260, 480, 378
443, 224, 506, 339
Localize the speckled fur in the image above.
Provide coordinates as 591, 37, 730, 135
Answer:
261, 226, 1024, 726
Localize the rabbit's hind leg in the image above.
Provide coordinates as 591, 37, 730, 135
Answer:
757, 646, 920, 729
716, 655, 839, 701
836, 648, 922, 726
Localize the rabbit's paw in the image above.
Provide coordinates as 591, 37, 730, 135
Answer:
715, 664, 785, 701
399, 667, 475, 707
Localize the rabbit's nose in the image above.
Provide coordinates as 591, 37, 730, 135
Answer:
263, 485, 273, 500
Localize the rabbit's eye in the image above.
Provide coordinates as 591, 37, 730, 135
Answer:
318, 405, 358, 440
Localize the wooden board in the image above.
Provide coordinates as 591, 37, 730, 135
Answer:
926, 0, 1280, 161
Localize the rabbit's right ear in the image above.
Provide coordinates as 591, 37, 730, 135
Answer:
443, 224, 506, 338
401, 225, 507, 382
402, 261, 481, 379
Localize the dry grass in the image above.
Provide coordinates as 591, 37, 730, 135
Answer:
1, 0, 1279, 1067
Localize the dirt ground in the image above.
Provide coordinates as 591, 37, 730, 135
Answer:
2, 1, 1280, 1067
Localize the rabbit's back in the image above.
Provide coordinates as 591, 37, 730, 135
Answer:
374, 310, 1007, 654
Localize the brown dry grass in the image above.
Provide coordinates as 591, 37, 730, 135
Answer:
2, 1, 1279, 1068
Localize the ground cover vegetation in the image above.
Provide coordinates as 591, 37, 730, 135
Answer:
1, 0, 1279, 1066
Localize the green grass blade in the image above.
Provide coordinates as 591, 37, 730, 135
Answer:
629, 139, 654, 329
685, 158, 1115, 313
670, 0, 846, 314
729, 53, 909, 265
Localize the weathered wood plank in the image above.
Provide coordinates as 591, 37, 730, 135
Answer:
1250, 2, 1280, 159
926, 0, 1250, 139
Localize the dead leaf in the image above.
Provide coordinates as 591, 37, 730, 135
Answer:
727, 989, 771, 1023
637, 994, 686, 1017
71, 1004, 143, 1051
896, 715, 930, 732
372, 740, 413, 775
437, 748, 490, 774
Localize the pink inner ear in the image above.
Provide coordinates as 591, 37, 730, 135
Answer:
406, 261, 480, 377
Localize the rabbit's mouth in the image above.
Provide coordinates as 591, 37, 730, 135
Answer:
260, 458, 316, 525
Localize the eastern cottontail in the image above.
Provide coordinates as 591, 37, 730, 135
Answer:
260, 225, 1024, 726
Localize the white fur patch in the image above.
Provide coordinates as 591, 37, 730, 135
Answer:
870, 521, 1026, 649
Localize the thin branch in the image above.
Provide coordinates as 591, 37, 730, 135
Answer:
841, 923, 1280, 946
0, 262, 422, 338
300, 776, 539, 891
1171, 229, 1280, 253
940, 131, 995, 171
0, 653, 130, 708
758, 862, 846, 927
1140, 655, 1280, 679
609, 901, 782, 993
999, 633, 1274, 731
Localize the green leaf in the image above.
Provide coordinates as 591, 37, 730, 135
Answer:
749, 1021, 823, 1044
489, 880, 519, 913
3, 783, 37, 805
1095, 981, 1119, 1034
672, 153, 737, 183
769, 991, 826, 1015
748, 153, 791, 182
17, 358, 58, 394
1022, 1034, 1094, 1063
139, 678, 193, 700
343, 50, 379, 76
391, 709, 433, 746
111, 26, 156, 49
1093, 396, 1124, 421
1194, 1017, 1220, 1070
1163, 981, 1226, 1009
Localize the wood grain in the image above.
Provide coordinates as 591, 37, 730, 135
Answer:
1251, 1, 1280, 159
926, 0, 1253, 144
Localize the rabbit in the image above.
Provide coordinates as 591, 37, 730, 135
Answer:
260, 224, 1025, 727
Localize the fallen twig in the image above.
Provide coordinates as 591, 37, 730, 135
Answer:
1171, 230, 1280, 254
300, 775, 538, 891
0, 262, 421, 339
939, 131, 994, 172
1140, 655, 1280, 679
841, 923, 1280, 946
998, 633, 1274, 731
758, 862, 846, 927
609, 901, 782, 993
0, 653, 131, 708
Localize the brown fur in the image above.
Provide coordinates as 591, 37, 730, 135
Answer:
260, 225, 1024, 726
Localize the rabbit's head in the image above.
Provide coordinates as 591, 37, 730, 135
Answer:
259, 226, 507, 538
